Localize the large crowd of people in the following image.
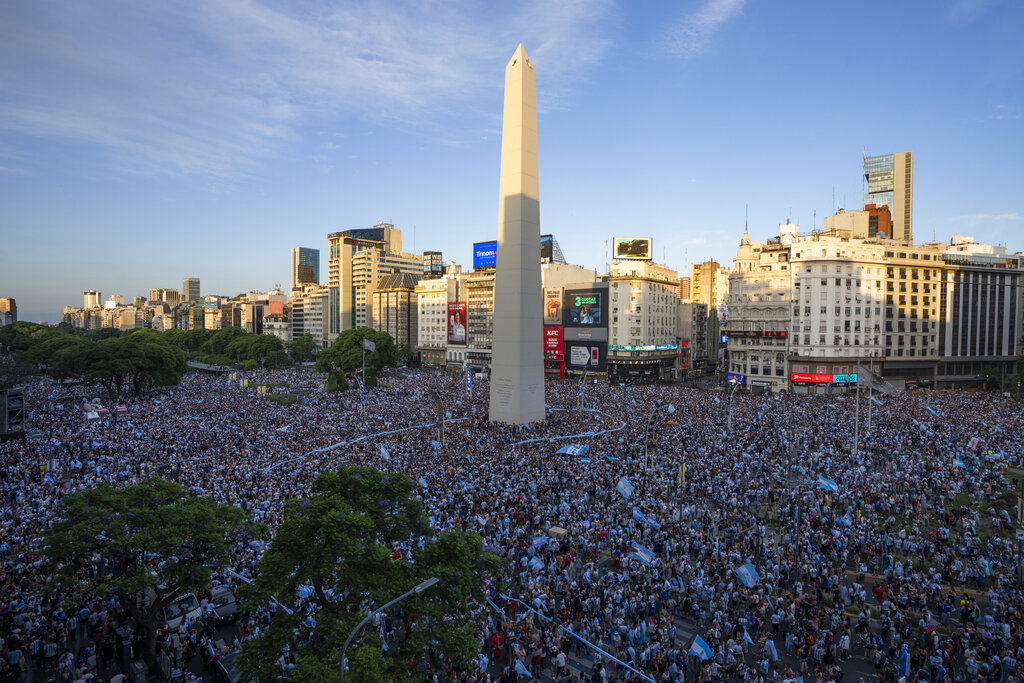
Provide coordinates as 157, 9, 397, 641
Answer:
2, 358, 1023, 682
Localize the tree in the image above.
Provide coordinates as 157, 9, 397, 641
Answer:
315, 328, 396, 376
288, 333, 317, 363
241, 468, 504, 682
325, 369, 349, 392
43, 479, 248, 671
394, 343, 414, 366
49, 333, 187, 400
978, 364, 1003, 391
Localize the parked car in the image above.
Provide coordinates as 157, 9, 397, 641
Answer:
210, 585, 238, 623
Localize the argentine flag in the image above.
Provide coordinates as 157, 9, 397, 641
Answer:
734, 562, 760, 588
952, 457, 965, 468
925, 405, 941, 418
379, 445, 390, 461
743, 628, 755, 646
817, 475, 839, 493
688, 635, 713, 661
616, 477, 634, 499
514, 659, 532, 677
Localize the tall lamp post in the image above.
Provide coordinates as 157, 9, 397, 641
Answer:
339, 577, 440, 683
726, 377, 739, 432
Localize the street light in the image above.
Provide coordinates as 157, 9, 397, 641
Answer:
339, 577, 440, 683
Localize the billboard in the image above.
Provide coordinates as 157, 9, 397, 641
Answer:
789, 372, 859, 384
268, 300, 284, 316
543, 287, 562, 325
677, 340, 691, 371
473, 241, 497, 269
540, 234, 554, 261
725, 372, 745, 385
565, 341, 606, 372
613, 237, 653, 260
543, 326, 563, 359
447, 302, 467, 344
564, 289, 606, 327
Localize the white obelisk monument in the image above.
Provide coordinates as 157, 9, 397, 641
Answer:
489, 44, 545, 424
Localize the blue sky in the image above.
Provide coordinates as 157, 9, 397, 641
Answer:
1, 0, 1022, 322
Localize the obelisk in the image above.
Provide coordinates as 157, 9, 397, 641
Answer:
489, 44, 545, 424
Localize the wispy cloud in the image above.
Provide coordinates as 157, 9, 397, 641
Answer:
664, 0, 748, 59
952, 212, 1020, 224
0, 1, 613, 177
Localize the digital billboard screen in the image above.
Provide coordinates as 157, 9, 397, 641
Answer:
564, 289, 606, 327
565, 341, 606, 372
447, 302, 467, 344
677, 340, 691, 371
540, 234, 554, 261
613, 236, 653, 260
473, 241, 497, 269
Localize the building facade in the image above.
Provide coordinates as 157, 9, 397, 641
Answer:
864, 151, 913, 245
182, 278, 201, 302
290, 247, 320, 291
372, 272, 420, 350
690, 260, 730, 310
0, 298, 16, 326
607, 261, 680, 380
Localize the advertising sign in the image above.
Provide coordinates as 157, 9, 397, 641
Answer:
729, 330, 788, 339
790, 372, 833, 384
565, 341, 606, 372
447, 302, 467, 344
613, 237, 653, 260
543, 326, 563, 359
540, 234, 554, 261
609, 344, 678, 352
472, 241, 497, 269
677, 340, 691, 371
543, 288, 562, 325
832, 374, 858, 384
564, 289, 605, 327
725, 372, 745, 385
268, 301, 284, 316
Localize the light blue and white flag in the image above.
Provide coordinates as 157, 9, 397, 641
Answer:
380, 445, 390, 461
872, 396, 884, 406
556, 444, 591, 456
980, 557, 993, 577
632, 506, 647, 524
734, 562, 760, 588
580, 457, 591, 464
743, 628, 755, 646
817, 475, 839, 493
766, 638, 778, 662
688, 635, 713, 661
631, 542, 655, 565
514, 659, 532, 677
362, 338, 376, 352
952, 457, 965, 468
667, 404, 676, 414
418, 477, 428, 488
898, 643, 910, 678
842, 511, 853, 527
431, 440, 441, 450
528, 556, 545, 572
616, 477, 634, 499
925, 406, 941, 418
533, 535, 549, 547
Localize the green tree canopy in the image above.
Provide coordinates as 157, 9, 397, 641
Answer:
288, 333, 317, 363
242, 467, 503, 682
315, 328, 396, 376
49, 333, 187, 400
43, 479, 248, 670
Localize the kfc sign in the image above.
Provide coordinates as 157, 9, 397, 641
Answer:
544, 326, 563, 359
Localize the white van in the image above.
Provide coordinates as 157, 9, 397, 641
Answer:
162, 593, 202, 630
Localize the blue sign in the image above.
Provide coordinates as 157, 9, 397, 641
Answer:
473, 241, 497, 268
726, 372, 744, 385
832, 374, 858, 384
721, 334, 729, 344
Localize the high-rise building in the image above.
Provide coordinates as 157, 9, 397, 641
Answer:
372, 272, 421, 350
183, 278, 201, 301
690, 260, 729, 310
677, 277, 691, 301
864, 151, 913, 245
326, 223, 422, 339
290, 248, 320, 291
84, 290, 101, 309
0, 298, 16, 326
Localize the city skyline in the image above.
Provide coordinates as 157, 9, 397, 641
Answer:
2, 1, 1023, 322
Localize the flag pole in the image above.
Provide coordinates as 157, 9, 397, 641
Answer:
854, 363, 860, 456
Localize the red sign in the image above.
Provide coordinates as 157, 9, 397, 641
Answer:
268, 300, 284, 316
677, 340, 691, 371
544, 326, 563, 359
447, 302, 466, 344
790, 372, 833, 384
